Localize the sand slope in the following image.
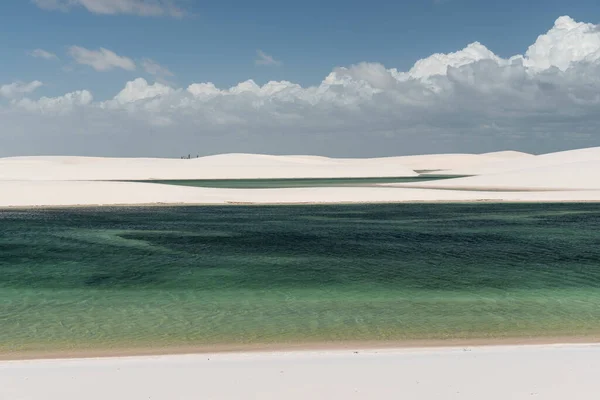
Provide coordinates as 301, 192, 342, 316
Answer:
480, 150, 534, 159
1, 345, 599, 400
349, 152, 532, 172
397, 160, 600, 191
0, 154, 417, 180
440, 147, 600, 176
0, 151, 536, 181
2, 181, 600, 207
390, 147, 600, 191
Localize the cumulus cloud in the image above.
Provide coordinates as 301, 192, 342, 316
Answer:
29, 49, 59, 60
0, 81, 43, 98
106, 77, 174, 105
524, 16, 600, 71
255, 50, 282, 66
32, 0, 184, 17
13, 90, 93, 114
405, 42, 503, 80
4, 15, 600, 157
68, 46, 136, 71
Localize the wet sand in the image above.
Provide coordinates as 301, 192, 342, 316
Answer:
3, 336, 600, 361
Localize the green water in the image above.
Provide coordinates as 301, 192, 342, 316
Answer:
2, 204, 600, 353
135, 176, 459, 189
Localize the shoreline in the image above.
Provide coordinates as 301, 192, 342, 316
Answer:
3, 198, 600, 211
3, 336, 600, 361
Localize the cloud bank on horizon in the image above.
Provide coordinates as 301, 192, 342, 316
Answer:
3, 15, 600, 157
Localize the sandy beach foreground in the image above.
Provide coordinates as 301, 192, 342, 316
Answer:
2, 344, 599, 399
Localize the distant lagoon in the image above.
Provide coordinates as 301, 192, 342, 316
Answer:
130, 176, 461, 189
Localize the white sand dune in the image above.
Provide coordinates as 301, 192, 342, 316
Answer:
2, 345, 599, 400
2, 181, 600, 207
1, 147, 600, 206
0, 151, 536, 181
392, 160, 600, 191
347, 151, 532, 172
439, 146, 600, 176
0, 154, 417, 181
480, 150, 533, 159
374, 154, 499, 172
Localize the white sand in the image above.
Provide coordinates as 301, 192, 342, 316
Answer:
439, 146, 600, 176
1, 147, 600, 207
2, 345, 599, 400
391, 160, 600, 191
0, 154, 417, 180
480, 150, 534, 159
345, 151, 532, 172
383, 147, 600, 192
3, 180, 600, 207
0, 152, 534, 181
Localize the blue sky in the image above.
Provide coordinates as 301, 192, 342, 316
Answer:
2, 1, 600, 157
2, 0, 599, 100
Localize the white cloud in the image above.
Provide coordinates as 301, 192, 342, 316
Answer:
255, 50, 282, 66
141, 58, 174, 78
29, 49, 59, 60
13, 90, 93, 114
68, 46, 136, 71
32, 0, 184, 17
406, 42, 502, 79
0, 81, 43, 98
524, 16, 600, 71
187, 82, 221, 97
4, 15, 600, 157
106, 77, 174, 105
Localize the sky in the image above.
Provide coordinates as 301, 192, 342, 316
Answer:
2, 0, 600, 157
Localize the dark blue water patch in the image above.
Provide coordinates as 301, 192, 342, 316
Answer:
1, 204, 600, 292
